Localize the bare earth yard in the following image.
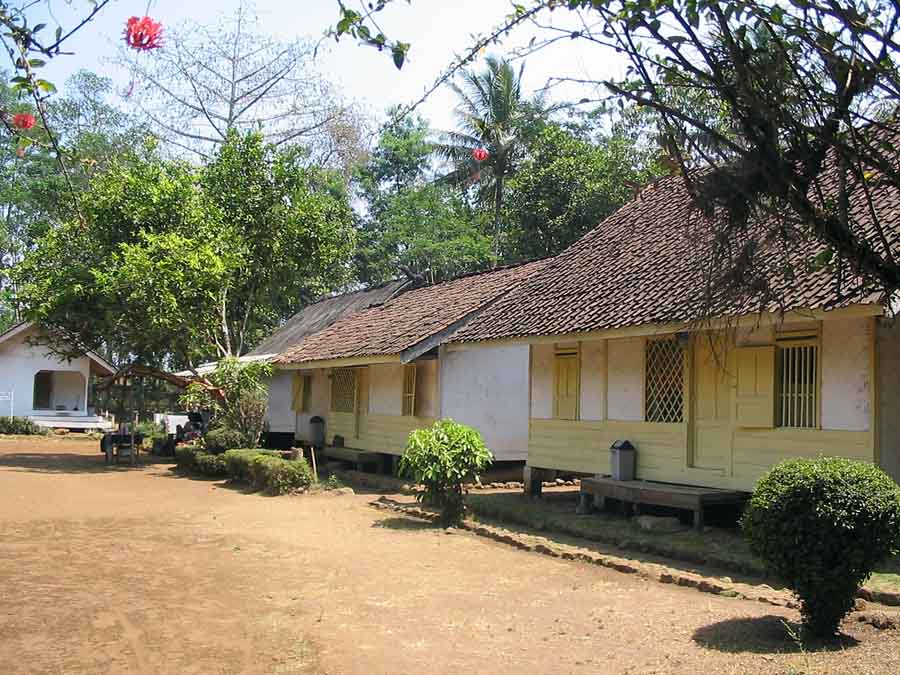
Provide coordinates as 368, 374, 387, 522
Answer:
1, 437, 899, 674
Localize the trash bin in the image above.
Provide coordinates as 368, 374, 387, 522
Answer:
309, 416, 325, 448
610, 440, 636, 481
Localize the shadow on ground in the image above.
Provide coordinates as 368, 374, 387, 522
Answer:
372, 516, 435, 531
0, 452, 172, 474
692, 615, 860, 654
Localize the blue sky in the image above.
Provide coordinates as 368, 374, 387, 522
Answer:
32, 0, 624, 133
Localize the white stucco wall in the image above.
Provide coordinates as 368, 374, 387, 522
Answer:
369, 363, 403, 416
530, 343, 554, 420
580, 340, 607, 421
0, 328, 91, 418
440, 343, 530, 461
607, 338, 644, 421
265, 370, 295, 434
821, 317, 871, 432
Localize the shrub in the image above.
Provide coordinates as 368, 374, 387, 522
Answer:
194, 451, 229, 477
742, 457, 900, 638
203, 427, 246, 454
222, 448, 278, 482
0, 417, 47, 435
399, 419, 493, 526
249, 454, 314, 495
175, 445, 200, 471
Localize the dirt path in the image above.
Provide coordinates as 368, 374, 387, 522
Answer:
1, 436, 899, 674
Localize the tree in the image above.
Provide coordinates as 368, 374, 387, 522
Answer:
333, 1, 900, 307
15, 132, 355, 369
504, 122, 660, 260
123, 3, 365, 169
354, 113, 492, 284
434, 57, 537, 258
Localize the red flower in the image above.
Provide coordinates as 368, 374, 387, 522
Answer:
471, 147, 489, 162
11, 113, 36, 130
124, 16, 164, 51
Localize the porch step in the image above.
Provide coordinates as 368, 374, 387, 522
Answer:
31, 416, 115, 431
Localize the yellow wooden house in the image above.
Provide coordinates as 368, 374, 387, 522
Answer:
450, 174, 900, 491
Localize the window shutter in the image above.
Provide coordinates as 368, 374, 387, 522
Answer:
735, 346, 775, 428
553, 353, 579, 420
292, 373, 305, 413
301, 374, 312, 413
402, 364, 417, 417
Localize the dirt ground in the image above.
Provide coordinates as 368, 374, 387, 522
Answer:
1, 436, 899, 675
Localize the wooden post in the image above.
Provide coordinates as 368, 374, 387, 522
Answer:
309, 445, 318, 483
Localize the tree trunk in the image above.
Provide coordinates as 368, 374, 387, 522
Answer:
493, 176, 504, 264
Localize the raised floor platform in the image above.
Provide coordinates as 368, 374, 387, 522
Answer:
579, 476, 749, 530
30, 415, 115, 432
322, 445, 389, 472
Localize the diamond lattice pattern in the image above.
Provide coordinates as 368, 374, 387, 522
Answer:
331, 369, 356, 413
645, 338, 685, 423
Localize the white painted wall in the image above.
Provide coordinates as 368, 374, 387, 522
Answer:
607, 338, 644, 421
580, 340, 607, 421
0, 327, 91, 418
821, 317, 871, 432
369, 363, 403, 416
265, 370, 295, 434
440, 343, 530, 461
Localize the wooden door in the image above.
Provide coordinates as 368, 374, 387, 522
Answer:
691, 337, 732, 471
554, 353, 579, 420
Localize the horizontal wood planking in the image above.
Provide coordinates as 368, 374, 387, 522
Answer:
326, 412, 435, 456
529, 418, 873, 491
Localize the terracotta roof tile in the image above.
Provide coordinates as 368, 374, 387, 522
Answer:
453, 169, 891, 343
274, 259, 549, 364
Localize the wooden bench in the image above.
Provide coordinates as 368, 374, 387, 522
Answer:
322, 445, 385, 473
579, 476, 748, 530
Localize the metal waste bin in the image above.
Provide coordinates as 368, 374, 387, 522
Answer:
309, 415, 325, 448
610, 440, 636, 481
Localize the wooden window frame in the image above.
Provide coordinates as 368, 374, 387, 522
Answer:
775, 332, 821, 430
644, 336, 686, 424
402, 364, 417, 417
330, 368, 357, 414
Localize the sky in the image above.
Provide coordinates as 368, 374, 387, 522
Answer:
30, 0, 626, 136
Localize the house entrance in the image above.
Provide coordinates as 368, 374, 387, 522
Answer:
690, 337, 732, 472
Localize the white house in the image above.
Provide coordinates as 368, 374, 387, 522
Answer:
0, 322, 115, 431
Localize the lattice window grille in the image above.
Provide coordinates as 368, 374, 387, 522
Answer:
645, 338, 685, 423
331, 369, 356, 413
777, 341, 818, 429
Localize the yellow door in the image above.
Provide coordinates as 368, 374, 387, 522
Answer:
691, 337, 732, 471
554, 354, 579, 420
355, 367, 369, 439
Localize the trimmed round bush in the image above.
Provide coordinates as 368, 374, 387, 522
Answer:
223, 448, 280, 483
194, 451, 229, 478
399, 418, 493, 526
203, 427, 246, 454
249, 454, 313, 495
175, 445, 200, 471
742, 457, 900, 637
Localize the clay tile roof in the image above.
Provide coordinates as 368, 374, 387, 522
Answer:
274, 259, 550, 365
452, 166, 894, 344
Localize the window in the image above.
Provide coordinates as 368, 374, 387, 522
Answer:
402, 364, 417, 416
645, 338, 685, 423
776, 338, 818, 428
330, 369, 357, 413
292, 373, 313, 413
553, 350, 579, 420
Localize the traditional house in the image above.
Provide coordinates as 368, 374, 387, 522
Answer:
260, 261, 548, 462
450, 174, 900, 492
0, 322, 115, 431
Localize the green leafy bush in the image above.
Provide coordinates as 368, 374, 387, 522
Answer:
742, 457, 900, 638
0, 416, 47, 435
249, 454, 314, 495
175, 445, 200, 471
194, 451, 229, 477
203, 427, 246, 454
399, 419, 493, 526
222, 448, 278, 482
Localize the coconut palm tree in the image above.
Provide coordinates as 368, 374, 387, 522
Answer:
435, 56, 536, 260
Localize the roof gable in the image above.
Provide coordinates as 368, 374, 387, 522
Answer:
0, 322, 116, 375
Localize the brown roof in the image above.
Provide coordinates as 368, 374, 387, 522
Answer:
275, 260, 549, 364
453, 171, 893, 343
248, 280, 408, 356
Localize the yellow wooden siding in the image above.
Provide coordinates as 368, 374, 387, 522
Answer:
325, 412, 436, 456
402, 364, 417, 416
